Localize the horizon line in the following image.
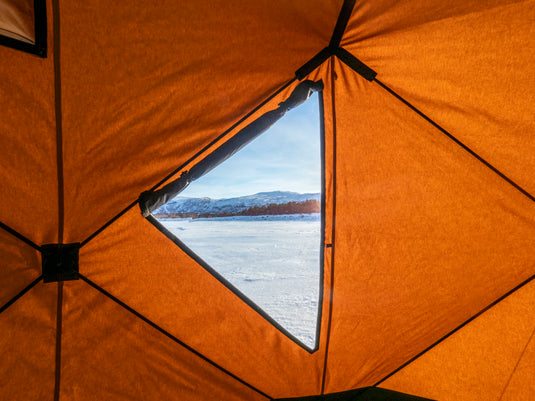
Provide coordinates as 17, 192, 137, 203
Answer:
174, 190, 321, 201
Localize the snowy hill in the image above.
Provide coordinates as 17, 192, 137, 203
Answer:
153, 191, 320, 216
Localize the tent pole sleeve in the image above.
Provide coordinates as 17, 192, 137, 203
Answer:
139, 80, 324, 217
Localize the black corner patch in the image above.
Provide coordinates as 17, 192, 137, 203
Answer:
42, 243, 80, 283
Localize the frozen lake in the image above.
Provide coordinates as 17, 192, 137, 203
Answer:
160, 214, 322, 349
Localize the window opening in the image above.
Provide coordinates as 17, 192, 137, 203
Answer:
0, 0, 46, 57
153, 90, 324, 350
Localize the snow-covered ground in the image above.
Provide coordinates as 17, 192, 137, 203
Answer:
160, 214, 321, 349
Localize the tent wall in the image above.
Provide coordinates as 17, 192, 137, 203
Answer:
58, 0, 339, 243
381, 280, 535, 400
322, 58, 535, 393
348, 0, 535, 195
0, 282, 56, 399
59, 280, 269, 401
0, 0, 534, 400
0, 0, 56, 245
79, 67, 335, 398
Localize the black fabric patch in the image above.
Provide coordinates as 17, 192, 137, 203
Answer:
275, 387, 435, 401
296, 47, 332, 80
42, 243, 80, 283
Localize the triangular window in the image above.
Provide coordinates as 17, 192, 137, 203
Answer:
144, 82, 324, 350
0, 0, 46, 57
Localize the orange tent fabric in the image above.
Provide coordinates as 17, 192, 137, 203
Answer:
1, 0, 533, 400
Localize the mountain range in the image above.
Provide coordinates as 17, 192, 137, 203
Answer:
153, 191, 320, 216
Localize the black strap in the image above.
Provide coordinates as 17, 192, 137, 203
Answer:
54, 281, 63, 401
0, 221, 41, 251
296, 48, 332, 80
329, 0, 357, 49
33, 0, 47, 57
53, 0, 64, 243
335, 48, 377, 81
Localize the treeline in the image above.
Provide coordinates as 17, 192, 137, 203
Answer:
154, 199, 320, 219
233, 199, 320, 217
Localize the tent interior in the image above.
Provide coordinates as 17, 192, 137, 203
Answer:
1, 0, 534, 400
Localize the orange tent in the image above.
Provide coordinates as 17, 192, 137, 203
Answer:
1, 0, 534, 399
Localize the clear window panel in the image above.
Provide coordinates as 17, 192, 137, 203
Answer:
155, 92, 323, 349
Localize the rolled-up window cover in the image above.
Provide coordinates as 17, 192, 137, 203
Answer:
139, 79, 324, 217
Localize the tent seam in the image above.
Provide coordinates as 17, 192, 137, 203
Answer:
53, 0, 64, 244
79, 78, 297, 248
498, 326, 535, 400
373, 274, 535, 387
317, 0, 358, 392
54, 282, 63, 401
320, 58, 338, 395
78, 273, 273, 400
52, 1, 64, 399
0, 276, 43, 316
0, 221, 41, 251
373, 78, 535, 204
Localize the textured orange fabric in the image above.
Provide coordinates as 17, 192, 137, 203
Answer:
501, 328, 535, 401
0, 282, 56, 400
0, 0, 56, 245
0, 1, 534, 400
0, 229, 40, 306
346, 0, 535, 196
60, 280, 269, 401
80, 206, 328, 398
59, 0, 340, 242
76, 67, 332, 398
381, 280, 535, 401
323, 59, 535, 392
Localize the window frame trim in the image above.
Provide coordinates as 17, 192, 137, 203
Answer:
0, 0, 47, 57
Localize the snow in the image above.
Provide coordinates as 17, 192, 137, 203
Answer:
160, 214, 321, 349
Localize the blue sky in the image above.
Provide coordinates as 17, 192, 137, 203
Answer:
180, 92, 322, 199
